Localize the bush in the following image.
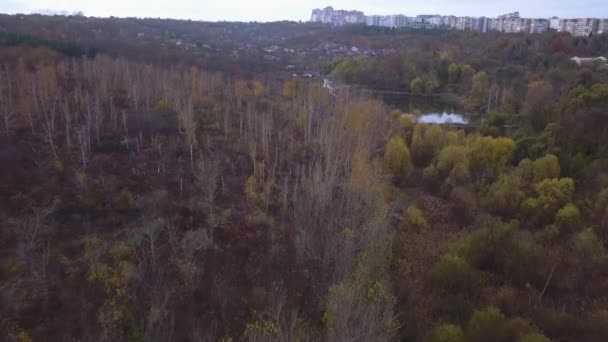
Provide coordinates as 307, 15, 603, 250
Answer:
404, 205, 429, 231
427, 323, 464, 342
484, 174, 525, 219
451, 186, 477, 225
467, 307, 534, 342
467, 307, 506, 342
583, 310, 608, 341
573, 228, 605, 261
432, 255, 479, 296
451, 222, 540, 286
522, 178, 575, 226
518, 333, 550, 342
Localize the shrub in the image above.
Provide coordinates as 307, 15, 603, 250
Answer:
522, 178, 575, 225
451, 222, 540, 286
467, 307, 534, 342
427, 323, 464, 342
583, 310, 608, 341
451, 186, 477, 225
432, 254, 478, 296
467, 307, 506, 342
404, 205, 429, 231
115, 189, 136, 212
484, 174, 525, 219
432, 254, 480, 323
573, 228, 605, 261
518, 333, 550, 342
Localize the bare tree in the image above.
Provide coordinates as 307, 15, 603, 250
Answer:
0, 66, 15, 134
12, 206, 55, 304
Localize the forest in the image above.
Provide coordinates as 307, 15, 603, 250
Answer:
1, 14, 608, 342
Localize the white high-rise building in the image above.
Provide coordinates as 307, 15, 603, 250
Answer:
598, 19, 608, 34
549, 17, 561, 30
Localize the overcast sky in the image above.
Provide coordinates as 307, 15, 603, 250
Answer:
2, 0, 608, 22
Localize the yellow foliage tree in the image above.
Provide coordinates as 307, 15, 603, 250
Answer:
384, 136, 413, 184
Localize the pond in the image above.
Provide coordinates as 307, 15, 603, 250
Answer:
323, 78, 473, 125
380, 92, 472, 125
417, 112, 469, 125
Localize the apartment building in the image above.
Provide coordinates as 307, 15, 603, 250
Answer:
599, 19, 608, 34
310, 7, 365, 26
310, 7, 605, 36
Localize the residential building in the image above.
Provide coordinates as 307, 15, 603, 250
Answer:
312, 7, 607, 36
599, 19, 608, 34
571, 56, 608, 69
549, 17, 561, 30
530, 19, 550, 33
575, 18, 599, 36
310, 7, 365, 26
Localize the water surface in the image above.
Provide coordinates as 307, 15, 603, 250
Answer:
417, 112, 469, 125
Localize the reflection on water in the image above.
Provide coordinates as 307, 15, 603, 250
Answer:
417, 112, 469, 125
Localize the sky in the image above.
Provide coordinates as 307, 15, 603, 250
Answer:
1, 0, 608, 22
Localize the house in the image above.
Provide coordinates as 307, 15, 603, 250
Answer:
570, 56, 608, 69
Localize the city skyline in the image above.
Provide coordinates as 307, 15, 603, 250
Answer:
1, 0, 608, 22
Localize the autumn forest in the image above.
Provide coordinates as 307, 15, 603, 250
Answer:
1, 14, 608, 342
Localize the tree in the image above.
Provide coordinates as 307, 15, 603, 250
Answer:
467, 136, 515, 184
522, 178, 574, 225
554, 203, 581, 233
484, 174, 526, 219
425, 73, 440, 95
0, 66, 15, 134
411, 124, 445, 167
523, 81, 554, 130
180, 98, 198, 169
436, 145, 469, 179
410, 77, 425, 95
464, 72, 490, 114
384, 136, 413, 184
